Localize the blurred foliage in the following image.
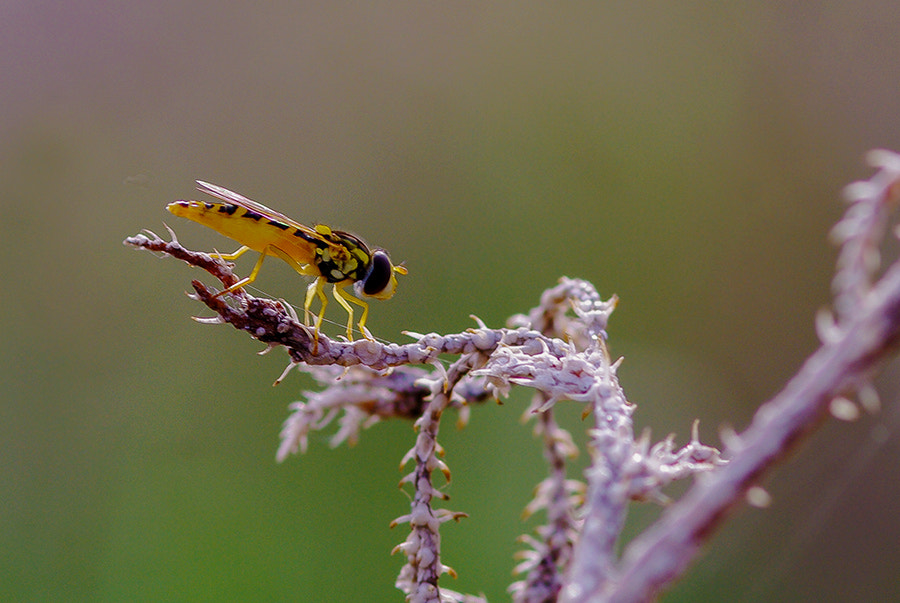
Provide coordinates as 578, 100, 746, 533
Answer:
3, 3, 900, 601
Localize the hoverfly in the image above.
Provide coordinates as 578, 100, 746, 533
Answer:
167, 181, 406, 342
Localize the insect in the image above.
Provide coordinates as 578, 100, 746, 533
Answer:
167, 181, 406, 342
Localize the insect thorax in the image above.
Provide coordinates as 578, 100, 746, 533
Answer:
313, 226, 371, 284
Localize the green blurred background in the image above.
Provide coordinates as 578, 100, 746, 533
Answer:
3, 3, 900, 601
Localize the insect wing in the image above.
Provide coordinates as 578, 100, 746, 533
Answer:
194, 181, 373, 283
195, 180, 309, 231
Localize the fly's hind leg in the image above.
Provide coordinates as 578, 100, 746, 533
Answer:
304, 277, 328, 347
213, 246, 267, 298
210, 245, 252, 261
213, 244, 309, 300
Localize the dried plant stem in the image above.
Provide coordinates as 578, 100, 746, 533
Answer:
394, 354, 484, 603
511, 401, 580, 603
124, 151, 900, 603
596, 150, 900, 602
559, 343, 633, 603
605, 258, 900, 602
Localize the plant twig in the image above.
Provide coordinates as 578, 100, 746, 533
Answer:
125, 151, 900, 602
597, 150, 900, 603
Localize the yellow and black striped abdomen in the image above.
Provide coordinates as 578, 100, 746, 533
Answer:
166, 199, 320, 266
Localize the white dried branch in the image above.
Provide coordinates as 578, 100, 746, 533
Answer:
510, 402, 583, 603
276, 364, 435, 460
478, 287, 723, 603
831, 149, 900, 321
393, 352, 489, 603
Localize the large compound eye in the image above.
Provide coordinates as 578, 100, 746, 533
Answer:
362, 251, 394, 297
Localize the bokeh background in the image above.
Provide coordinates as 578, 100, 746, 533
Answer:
4, 3, 900, 601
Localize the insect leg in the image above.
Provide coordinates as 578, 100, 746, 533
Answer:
210, 245, 251, 261
213, 247, 268, 298
269, 247, 314, 276
331, 285, 356, 341
303, 277, 328, 345
212, 244, 302, 298
304, 280, 318, 326
333, 286, 373, 341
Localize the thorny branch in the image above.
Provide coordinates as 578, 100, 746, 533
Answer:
599, 149, 900, 603
125, 150, 900, 602
392, 353, 485, 603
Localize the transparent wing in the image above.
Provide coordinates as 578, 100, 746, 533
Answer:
194, 180, 368, 265
196, 180, 314, 235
